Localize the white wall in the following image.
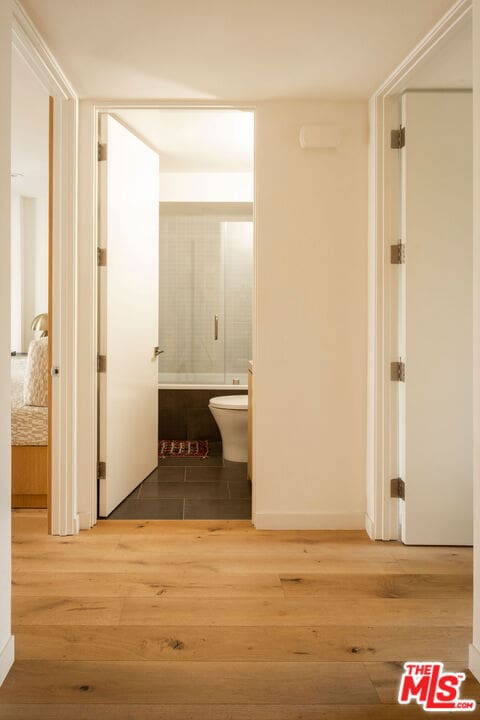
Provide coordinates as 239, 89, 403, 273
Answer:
470, 0, 480, 684
76, 100, 98, 529
21, 197, 48, 350
76, 100, 368, 530
10, 50, 49, 353
0, 0, 15, 685
160, 172, 253, 202
365, 92, 377, 536
10, 193, 21, 352
10, 196, 48, 353
254, 100, 367, 529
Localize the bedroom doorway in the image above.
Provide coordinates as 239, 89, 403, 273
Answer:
10, 46, 53, 526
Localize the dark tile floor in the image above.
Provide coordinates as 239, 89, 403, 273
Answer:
108, 443, 251, 520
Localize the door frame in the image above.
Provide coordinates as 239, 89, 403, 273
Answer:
78, 101, 256, 528
12, 1, 79, 535
367, 0, 472, 540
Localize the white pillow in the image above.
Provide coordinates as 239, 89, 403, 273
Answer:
24, 338, 48, 407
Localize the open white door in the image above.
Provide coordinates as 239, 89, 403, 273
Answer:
398, 91, 473, 545
98, 115, 159, 517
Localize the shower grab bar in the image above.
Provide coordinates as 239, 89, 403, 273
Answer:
214, 315, 219, 341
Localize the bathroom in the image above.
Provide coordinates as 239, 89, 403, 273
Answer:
99, 109, 254, 520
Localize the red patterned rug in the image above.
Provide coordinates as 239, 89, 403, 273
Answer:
159, 440, 209, 459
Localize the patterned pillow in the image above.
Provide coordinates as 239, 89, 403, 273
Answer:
23, 338, 49, 407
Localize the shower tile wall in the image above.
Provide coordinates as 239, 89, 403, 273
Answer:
159, 212, 223, 377
159, 206, 253, 382
224, 221, 253, 377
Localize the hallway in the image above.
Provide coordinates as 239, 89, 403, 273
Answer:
0, 510, 478, 718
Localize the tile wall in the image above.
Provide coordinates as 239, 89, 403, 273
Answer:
159, 204, 253, 382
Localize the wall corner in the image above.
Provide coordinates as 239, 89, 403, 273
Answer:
0, 635, 14, 687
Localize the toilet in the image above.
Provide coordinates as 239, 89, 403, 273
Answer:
209, 395, 248, 462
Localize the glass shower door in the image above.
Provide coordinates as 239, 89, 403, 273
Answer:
223, 220, 253, 385
192, 216, 225, 384
159, 209, 225, 384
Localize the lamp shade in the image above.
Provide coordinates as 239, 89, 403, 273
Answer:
31, 313, 48, 336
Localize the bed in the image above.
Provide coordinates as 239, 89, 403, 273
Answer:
11, 352, 48, 508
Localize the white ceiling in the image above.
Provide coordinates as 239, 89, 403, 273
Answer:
114, 109, 254, 172
20, 0, 457, 100
11, 47, 49, 198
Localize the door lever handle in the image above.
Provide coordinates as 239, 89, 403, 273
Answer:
154, 346, 164, 357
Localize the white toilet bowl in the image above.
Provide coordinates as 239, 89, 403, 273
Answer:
209, 395, 248, 462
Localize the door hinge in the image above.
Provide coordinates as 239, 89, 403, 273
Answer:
391, 126, 406, 149
98, 142, 107, 161
97, 461, 106, 479
97, 354, 107, 373
390, 242, 406, 265
97, 247, 107, 266
391, 360, 406, 382
391, 477, 405, 500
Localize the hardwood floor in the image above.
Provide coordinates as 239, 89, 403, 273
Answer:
0, 509, 478, 719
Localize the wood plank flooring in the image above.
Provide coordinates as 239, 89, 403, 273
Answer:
0, 509, 478, 719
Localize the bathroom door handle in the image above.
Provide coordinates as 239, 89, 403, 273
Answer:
154, 346, 164, 357
214, 315, 219, 341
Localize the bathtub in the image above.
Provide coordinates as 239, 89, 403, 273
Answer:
158, 376, 247, 440
158, 372, 248, 391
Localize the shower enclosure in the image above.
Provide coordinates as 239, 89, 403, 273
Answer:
158, 202, 253, 388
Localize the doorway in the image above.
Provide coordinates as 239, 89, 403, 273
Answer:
368, 7, 473, 544
96, 108, 255, 521
395, 90, 472, 544
10, 46, 52, 522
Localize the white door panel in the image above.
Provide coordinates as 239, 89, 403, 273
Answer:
98, 115, 159, 517
400, 91, 472, 545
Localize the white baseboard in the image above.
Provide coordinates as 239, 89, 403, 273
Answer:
0, 635, 14, 686
253, 512, 366, 530
364, 513, 375, 539
78, 511, 93, 531
469, 643, 480, 682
